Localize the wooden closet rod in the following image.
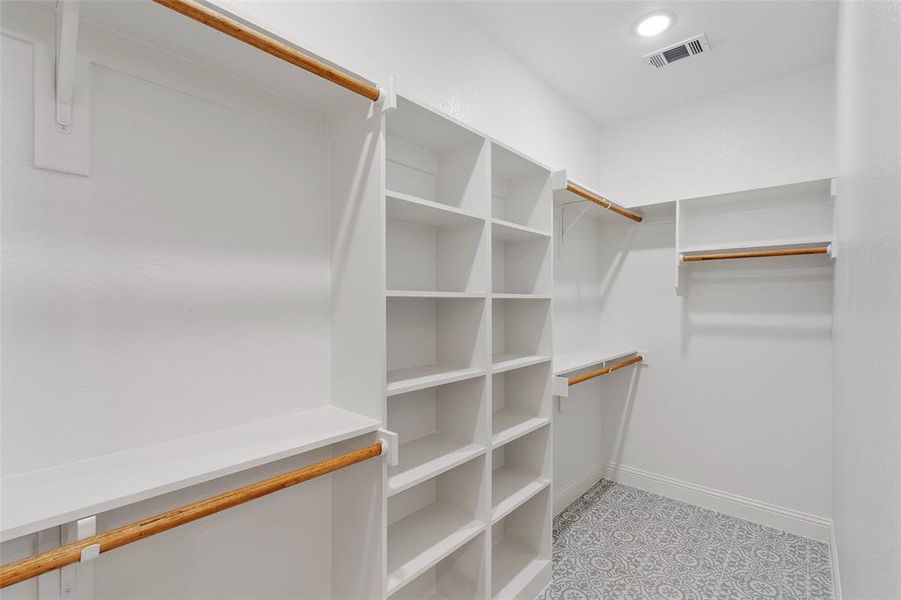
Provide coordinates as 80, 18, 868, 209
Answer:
152, 0, 381, 101
569, 355, 643, 386
0, 442, 383, 589
681, 246, 829, 262
566, 182, 642, 223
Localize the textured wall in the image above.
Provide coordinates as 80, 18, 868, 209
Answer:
832, 1, 901, 596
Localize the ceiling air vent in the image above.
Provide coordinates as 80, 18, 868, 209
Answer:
644, 34, 709, 69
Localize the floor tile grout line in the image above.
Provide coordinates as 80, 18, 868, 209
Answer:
712, 518, 740, 599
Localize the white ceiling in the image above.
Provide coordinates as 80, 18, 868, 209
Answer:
456, 1, 837, 126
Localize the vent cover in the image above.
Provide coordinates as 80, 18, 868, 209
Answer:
645, 34, 709, 69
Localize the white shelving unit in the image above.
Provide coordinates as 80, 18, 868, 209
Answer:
383, 99, 553, 599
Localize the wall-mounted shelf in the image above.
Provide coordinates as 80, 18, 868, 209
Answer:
675, 178, 836, 293
554, 347, 639, 376
0, 406, 380, 542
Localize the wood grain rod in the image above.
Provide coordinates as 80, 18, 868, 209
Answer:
0, 442, 383, 589
566, 182, 642, 223
568, 355, 643, 386
152, 0, 381, 101
681, 246, 829, 262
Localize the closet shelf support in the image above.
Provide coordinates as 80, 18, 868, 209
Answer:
0, 442, 384, 589
152, 0, 382, 101
566, 182, 643, 224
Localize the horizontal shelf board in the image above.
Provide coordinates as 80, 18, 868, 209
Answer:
387, 364, 487, 397
388, 433, 486, 496
492, 539, 550, 599
387, 503, 485, 595
491, 219, 551, 243
387, 190, 485, 228
1, 406, 380, 541
491, 467, 550, 524
387, 290, 488, 299
491, 412, 550, 448
492, 293, 552, 300
491, 353, 552, 374
554, 347, 638, 376
679, 237, 833, 256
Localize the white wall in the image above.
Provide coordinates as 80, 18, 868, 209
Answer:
832, 0, 901, 596
217, 1, 602, 187
596, 65, 836, 208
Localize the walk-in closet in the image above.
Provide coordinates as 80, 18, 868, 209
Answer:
1, 1, 899, 599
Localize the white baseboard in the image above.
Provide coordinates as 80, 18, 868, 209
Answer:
600, 462, 832, 542
553, 463, 606, 516
830, 521, 842, 599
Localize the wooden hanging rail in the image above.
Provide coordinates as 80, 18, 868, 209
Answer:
152, 0, 381, 101
568, 355, 643, 386
681, 246, 830, 262
566, 182, 642, 223
0, 442, 383, 589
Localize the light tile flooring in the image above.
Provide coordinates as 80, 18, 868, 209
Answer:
538, 479, 833, 600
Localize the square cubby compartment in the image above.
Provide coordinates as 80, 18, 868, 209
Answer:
388, 377, 488, 495
491, 143, 552, 233
386, 97, 488, 216
387, 297, 488, 396
491, 426, 550, 523
387, 456, 488, 596
491, 487, 552, 599
492, 298, 551, 371
389, 532, 487, 600
491, 224, 551, 296
387, 193, 488, 294
491, 362, 551, 448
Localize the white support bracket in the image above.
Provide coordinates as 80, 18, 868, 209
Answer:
378, 75, 397, 113
55, 0, 80, 130
34, 0, 91, 176
376, 429, 398, 467
553, 375, 569, 413
60, 515, 95, 598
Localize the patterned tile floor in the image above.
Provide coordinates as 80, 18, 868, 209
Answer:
537, 479, 833, 600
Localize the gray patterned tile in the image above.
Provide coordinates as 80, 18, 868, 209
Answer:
537, 479, 833, 600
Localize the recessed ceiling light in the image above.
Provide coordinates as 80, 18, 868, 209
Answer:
635, 13, 673, 37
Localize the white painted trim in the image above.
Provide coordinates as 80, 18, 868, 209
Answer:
602, 462, 832, 542
553, 464, 605, 516
830, 521, 842, 599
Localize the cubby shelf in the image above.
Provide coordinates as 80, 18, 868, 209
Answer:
387, 504, 485, 595
491, 539, 551, 600
388, 434, 486, 496
491, 467, 550, 523
387, 290, 488, 299
491, 353, 552, 374
491, 219, 551, 243
491, 414, 549, 448
492, 293, 552, 300
387, 190, 485, 228
387, 365, 486, 397
0, 406, 380, 541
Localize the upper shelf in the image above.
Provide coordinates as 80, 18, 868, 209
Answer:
554, 347, 638, 376
0, 406, 380, 541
